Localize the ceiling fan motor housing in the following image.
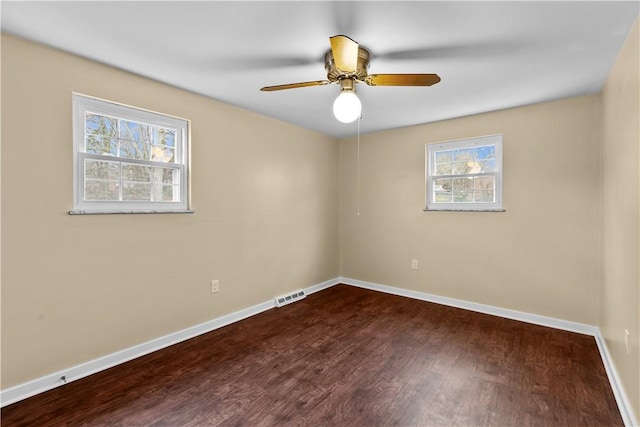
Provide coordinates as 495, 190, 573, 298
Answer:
260, 35, 440, 92
324, 46, 370, 82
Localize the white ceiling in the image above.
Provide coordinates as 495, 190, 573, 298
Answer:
2, 1, 638, 138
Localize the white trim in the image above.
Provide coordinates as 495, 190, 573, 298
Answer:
426, 134, 503, 211
305, 277, 340, 295
339, 276, 637, 425
0, 277, 340, 408
69, 209, 195, 215
340, 277, 596, 335
423, 208, 506, 212
594, 330, 639, 427
3, 276, 635, 427
72, 92, 190, 213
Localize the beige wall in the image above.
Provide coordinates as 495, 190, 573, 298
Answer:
2, 19, 638, 419
0, 34, 339, 388
340, 95, 602, 325
601, 17, 640, 421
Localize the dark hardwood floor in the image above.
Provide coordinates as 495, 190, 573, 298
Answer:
1, 285, 623, 426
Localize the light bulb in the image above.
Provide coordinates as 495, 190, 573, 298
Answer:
333, 90, 362, 123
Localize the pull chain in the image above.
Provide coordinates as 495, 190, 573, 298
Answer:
357, 115, 361, 216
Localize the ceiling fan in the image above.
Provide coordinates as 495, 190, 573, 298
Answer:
261, 35, 441, 123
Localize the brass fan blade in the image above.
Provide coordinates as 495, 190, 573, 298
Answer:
364, 74, 441, 87
260, 80, 331, 92
330, 35, 359, 73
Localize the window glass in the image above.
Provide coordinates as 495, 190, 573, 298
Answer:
426, 135, 503, 211
72, 94, 190, 214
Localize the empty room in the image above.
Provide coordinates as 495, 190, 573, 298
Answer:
1, 1, 639, 426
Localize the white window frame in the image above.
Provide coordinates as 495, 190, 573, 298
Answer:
71, 93, 191, 214
425, 134, 503, 211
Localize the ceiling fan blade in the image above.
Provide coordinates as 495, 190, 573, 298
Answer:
364, 74, 441, 87
330, 35, 359, 73
260, 80, 331, 92
208, 56, 321, 72
375, 40, 521, 62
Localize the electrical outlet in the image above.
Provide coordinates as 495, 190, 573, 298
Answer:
411, 259, 418, 270
211, 280, 219, 294
624, 329, 630, 354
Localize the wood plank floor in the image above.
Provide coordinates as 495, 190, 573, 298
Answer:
1, 285, 623, 426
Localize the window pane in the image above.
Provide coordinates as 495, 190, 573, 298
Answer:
475, 190, 495, 203
435, 151, 452, 164
453, 191, 474, 202
120, 140, 150, 160
86, 135, 118, 156
85, 159, 120, 180
453, 149, 473, 163
85, 180, 119, 201
434, 177, 452, 190
152, 167, 178, 184
467, 161, 483, 174
435, 162, 452, 175
163, 185, 178, 201
433, 178, 452, 203
86, 113, 117, 137
477, 159, 496, 172
119, 120, 151, 143
435, 191, 452, 203
453, 177, 473, 190
474, 145, 495, 160
452, 177, 473, 202
86, 112, 118, 155
474, 176, 495, 190
153, 127, 176, 147
122, 164, 151, 182
152, 184, 178, 201
151, 146, 175, 163
122, 182, 151, 201
453, 161, 472, 175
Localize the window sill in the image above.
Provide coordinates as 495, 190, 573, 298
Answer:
69, 209, 195, 215
423, 208, 506, 212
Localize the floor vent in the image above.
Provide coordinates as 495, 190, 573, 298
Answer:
274, 289, 306, 308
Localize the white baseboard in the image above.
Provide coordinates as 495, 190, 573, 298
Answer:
3, 276, 636, 427
594, 330, 639, 427
0, 277, 340, 408
304, 277, 340, 295
339, 277, 597, 335
339, 276, 637, 426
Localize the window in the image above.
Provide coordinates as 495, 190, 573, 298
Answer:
71, 94, 190, 214
426, 134, 503, 211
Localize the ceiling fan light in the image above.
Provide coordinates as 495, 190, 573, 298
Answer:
333, 90, 361, 123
